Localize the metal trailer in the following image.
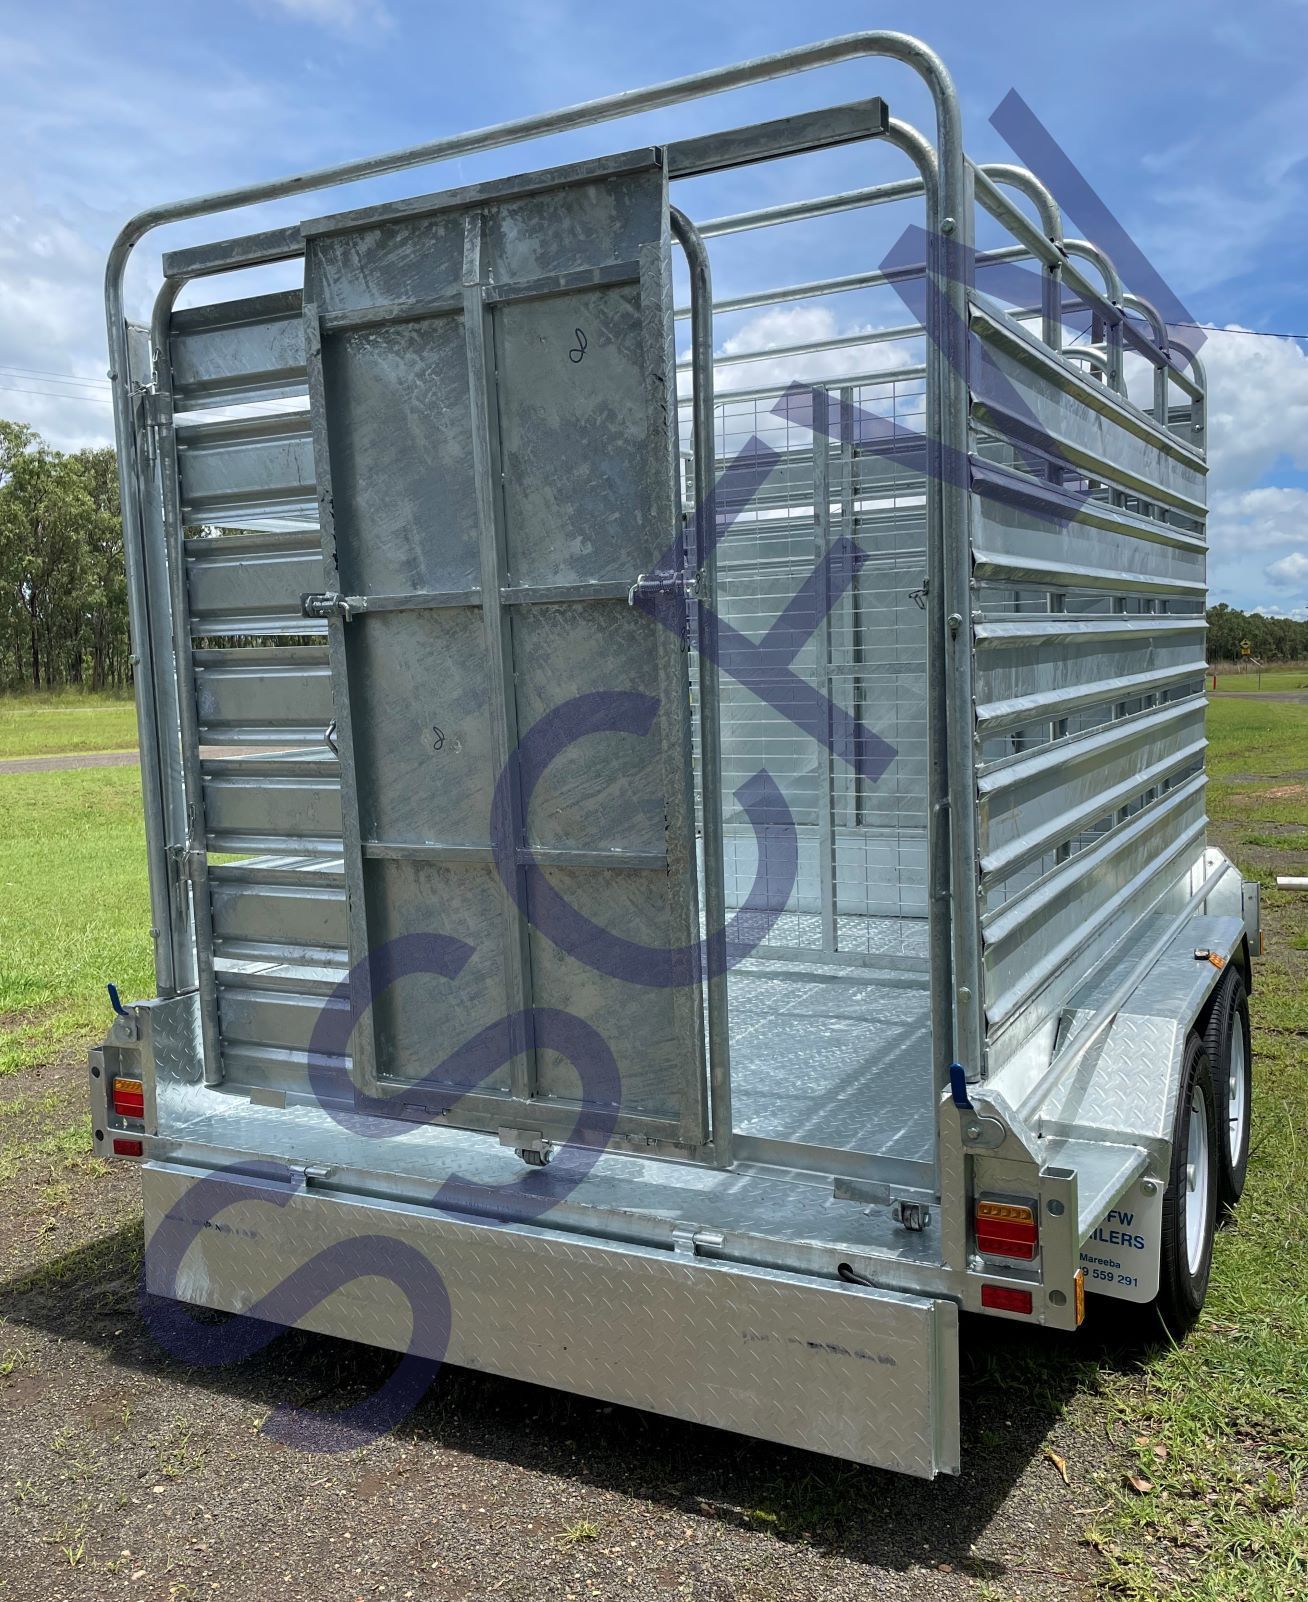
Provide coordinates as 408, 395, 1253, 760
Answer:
92, 33, 1260, 1479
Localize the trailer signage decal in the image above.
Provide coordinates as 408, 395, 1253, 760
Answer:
1078, 1179, 1164, 1304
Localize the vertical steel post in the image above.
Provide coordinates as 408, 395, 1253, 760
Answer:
463, 211, 537, 1098
811, 387, 838, 954
670, 206, 732, 1168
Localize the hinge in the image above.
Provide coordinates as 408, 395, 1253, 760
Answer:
671, 1223, 726, 1256
136, 386, 172, 468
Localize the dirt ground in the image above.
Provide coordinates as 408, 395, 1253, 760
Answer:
0, 1070, 1159, 1602
0, 1097, 1123, 1602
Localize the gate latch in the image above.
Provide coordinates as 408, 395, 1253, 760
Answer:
301, 591, 358, 621
628, 569, 701, 607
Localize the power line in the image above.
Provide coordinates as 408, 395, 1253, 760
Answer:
1132, 320, 1308, 343
0, 381, 110, 406
0, 363, 110, 388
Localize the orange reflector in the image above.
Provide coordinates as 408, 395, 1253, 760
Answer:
112, 1077, 145, 1121
981, 1284, 1033, 1315
112, 1138, 144, 1158
1074, 1268, 1086, 1326
975, 1199, 1039, 1261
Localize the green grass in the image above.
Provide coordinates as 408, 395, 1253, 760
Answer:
1210, 666, 1308, 695
0, 691, 138, 760
1204, 696, 1308, 783
0, 767, 153, 1074
1086, 696, 1308, 1602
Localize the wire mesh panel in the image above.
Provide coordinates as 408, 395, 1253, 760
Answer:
700, 373, 931, 967
676, 354, 935, 1168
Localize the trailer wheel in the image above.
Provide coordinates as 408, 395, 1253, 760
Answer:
1155, 1035, 1218, 1337
1203, 969, 1252, 1207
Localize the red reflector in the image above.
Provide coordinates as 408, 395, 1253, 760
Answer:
982, 1284, 1033, 1314
112, 1138, 144, 1158
112, 1077, 145, 1121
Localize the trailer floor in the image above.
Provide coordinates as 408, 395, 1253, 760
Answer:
729, 955, 934, 1161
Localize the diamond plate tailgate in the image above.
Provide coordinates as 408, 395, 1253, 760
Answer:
142, 1162, 959, 1476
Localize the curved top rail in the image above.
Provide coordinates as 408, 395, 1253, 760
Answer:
977, 161, 1060, 244
1062, 237, 1124, 308
106, 32, 962, 295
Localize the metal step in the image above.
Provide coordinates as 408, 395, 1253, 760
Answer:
1040, 1135, 1150, 1244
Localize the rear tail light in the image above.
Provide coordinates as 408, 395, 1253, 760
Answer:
981, 1284, 1033, 1315
975, 1199, 1039, 1261
111, 1077, 145, 1121
112, 1138, 144, 1158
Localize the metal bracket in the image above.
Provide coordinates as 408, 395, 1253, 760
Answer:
499, 1128, 554, 1167
137, 386, 173, 469
891, 1199, 932, 1232
832, 1175, 937, 1230
301, 591, 357, 621
960, 1114, 1008, 1149
627, 569, 701, 607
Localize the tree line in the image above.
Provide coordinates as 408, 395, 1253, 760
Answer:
1206, 603, 1308, 666
2, 417, 1307, 694
0, 420, 130, 691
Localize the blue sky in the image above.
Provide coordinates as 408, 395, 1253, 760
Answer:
3, 0, 1307, 614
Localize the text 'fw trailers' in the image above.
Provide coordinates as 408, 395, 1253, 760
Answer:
95, 33, 1257, 1477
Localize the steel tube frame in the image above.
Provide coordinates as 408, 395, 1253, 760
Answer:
669, 206, 732, 1167
106, 28, 984, 1096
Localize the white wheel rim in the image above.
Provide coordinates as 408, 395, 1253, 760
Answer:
1228, 1021, 1248, 1165
1185, 1083, 1211, 1278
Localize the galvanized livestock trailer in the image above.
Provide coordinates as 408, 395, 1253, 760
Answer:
93, 33, 1259, 1478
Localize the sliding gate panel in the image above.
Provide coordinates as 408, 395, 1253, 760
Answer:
301, 152, 708, 1150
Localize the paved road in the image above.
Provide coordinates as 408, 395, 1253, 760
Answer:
0, 745, 282, 775
1212, 689, 1308, 703
0, 748, 140, 775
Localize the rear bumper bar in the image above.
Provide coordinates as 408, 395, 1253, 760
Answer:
142, 1160, 960, 1476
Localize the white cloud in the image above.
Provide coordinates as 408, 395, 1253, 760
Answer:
1264, 551, 1308, 589
1252, 603, 1308, 622
706, 305, 922, 396
1208, 486, 1308, 553
1199, 326, 1308, 487
0, 19, 352, 450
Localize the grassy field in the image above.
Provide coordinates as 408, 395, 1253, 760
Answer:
0, 690, 138, 760
1083, 698, 1308, 1601
1210, 665, 1308, 694
0, 767, 153, 1074
0, 691, 1304, 1600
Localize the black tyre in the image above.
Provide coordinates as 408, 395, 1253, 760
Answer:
1203, 968, 1252, 1206
1155, 1034, 1218, 1337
